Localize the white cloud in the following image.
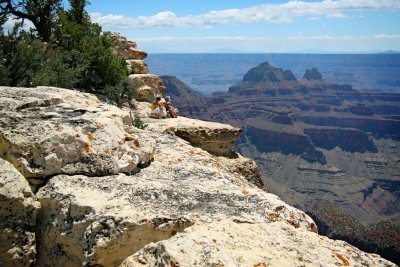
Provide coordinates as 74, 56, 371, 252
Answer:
134, 34, 400, 53
91, 0, 400, 29
3, 17, 34, 32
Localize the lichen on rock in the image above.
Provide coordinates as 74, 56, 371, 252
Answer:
0, 86, 155, 183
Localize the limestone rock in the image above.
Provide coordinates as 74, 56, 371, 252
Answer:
109, 33, 148, 61
126, 101, 151, 119
116, 48, 147, 61
36, 131, 314, 266
0, 159, 40, 266
219, 154, 265, 189
126, 60, 149, 74
0, 86, 155, 182
129, 74, 166, 101
143, 117, 242, 157
121, 220, 396, 267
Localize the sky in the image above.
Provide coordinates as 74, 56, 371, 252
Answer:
11, 0, 400, 53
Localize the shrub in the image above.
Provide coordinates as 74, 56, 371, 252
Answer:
104, 78, 142, 107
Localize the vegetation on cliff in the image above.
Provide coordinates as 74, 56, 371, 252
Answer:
0, 0, 129, 97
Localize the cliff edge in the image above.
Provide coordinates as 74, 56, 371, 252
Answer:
0, 86, 396, 267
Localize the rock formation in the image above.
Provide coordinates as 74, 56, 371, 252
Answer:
163, 63, 400, 264
109, 33, 166, 101
121, 220, 392, 267
0, 84, 396, 266
0, 86, 155, 186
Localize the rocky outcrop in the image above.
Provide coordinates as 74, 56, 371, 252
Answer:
0, 159, 40, 267
0, 86, 155, 184
128, 74, 166, 101
110, 33, 147, 61
243, 62, 297, 83
143, 117, 242, 158
35, 130, 309, 266
126, 60, 149, 75
303, 67, 323, 80
121, 219, 395, 267
109, 33, 166, 102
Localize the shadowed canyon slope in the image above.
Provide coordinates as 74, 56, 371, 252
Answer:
162, 63, 400, 264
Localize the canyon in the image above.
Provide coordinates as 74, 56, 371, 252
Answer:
161, 62, 400, 264
2, 36, 397, 266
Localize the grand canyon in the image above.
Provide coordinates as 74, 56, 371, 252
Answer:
159, 60, 400, 264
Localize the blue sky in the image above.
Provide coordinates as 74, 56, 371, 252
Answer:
81, 1, 399, 52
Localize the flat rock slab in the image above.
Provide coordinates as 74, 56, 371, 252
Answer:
0, 86, 155, 182
143, 117, 242, 157
121, 219, 396, 267
36, 131, 313, 266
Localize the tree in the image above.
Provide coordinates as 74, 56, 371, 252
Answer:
0, 0, 61, 41
68, 0, 88, 24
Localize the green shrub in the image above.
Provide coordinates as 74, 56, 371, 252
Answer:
105, 78, 142, 107
131, 114, 147, 130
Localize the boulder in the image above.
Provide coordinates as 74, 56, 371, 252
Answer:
129, 74, 166, 102
0, 159, 40, 266
0, 86, 155, 183
35, 131, 314, 267
126, 60, 149, 74
121, 219, 396, 267
115, 48, 147, 60
143, 117, 242, 157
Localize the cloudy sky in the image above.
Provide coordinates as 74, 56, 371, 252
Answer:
89, 0, 399, 53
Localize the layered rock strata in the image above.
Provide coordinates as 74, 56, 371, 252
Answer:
109, 33, 166, 101
163, 64, 400, 264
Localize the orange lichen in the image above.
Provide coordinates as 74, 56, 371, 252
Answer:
268, 212, 279, 222
84, 143, 90, 153
104, 149, 111, 155
336, 254, 350, 266
87, 133, 94, 142
134, 140, 140, 147
242, 189, 250, 196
